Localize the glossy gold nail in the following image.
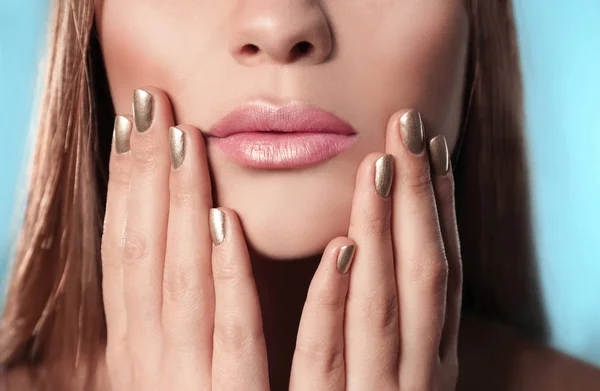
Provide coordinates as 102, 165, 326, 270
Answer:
399, 110, 425, 154
375, 154, 394, 198
337, 244, 356, 274
169, 127, 186, 169
133, 89, 154, 132
113, 116, 132, 154
209, 208, 226, 245
429, 135, 449, 176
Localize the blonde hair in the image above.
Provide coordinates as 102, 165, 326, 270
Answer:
0, 0, 547, 388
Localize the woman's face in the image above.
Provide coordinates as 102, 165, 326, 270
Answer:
96, 0, 469, 260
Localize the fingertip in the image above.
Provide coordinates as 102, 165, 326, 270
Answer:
213, 207, 241, 230
358, 152, 386, 174
385, 108, 415, 147
132, 86, 174, 133
172, 123, 206, 144
108, 115, 134, 186
337, 244, 357, 275
355, 152, 394, 198
428, 135, 450, 177
209, 207, 227, 246
132, 87, 172, 119
134, 86, 170, 103
209, 207, 249, 257
172, 124, 209, 169
113, 115, 133, 155
322, 237, 357, 275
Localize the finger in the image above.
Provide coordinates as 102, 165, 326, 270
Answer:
102, 115, 133, 354
210, 208, 270, 390
386, 110, 448, 381
161, 125, 214, 386
428, 136, 462, 361
344, 152, 400, 388
122, 88, 174, 343
289, 237, 356, 391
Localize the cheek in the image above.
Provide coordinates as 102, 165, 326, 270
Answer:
98, 1, 468, 149
344, 3, 469, 151
96, 1, 190, 113
94, 1, 469, 259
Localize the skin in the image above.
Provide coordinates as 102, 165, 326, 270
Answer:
2, 1, 600, 390
95, 0, 467, 389
77, 0, 599, 390
102, 92, 460, 390
95, 0, 469, 259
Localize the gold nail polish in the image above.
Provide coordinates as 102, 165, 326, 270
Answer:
400, 110, 425, 154
337, 244, 356, 274
114, 116, 132, 154
209, 208, 226, 245
169, 127, 186, 169
133, 89, 154, 132
375, 154, 394, 198
429, 135, 449, 176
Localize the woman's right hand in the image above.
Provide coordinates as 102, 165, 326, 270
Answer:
100, 87, 270, 390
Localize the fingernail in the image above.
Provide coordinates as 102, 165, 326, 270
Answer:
209, 208, 226, 246
429, 135, 449, 176
113, 116, 132, 154
399, 110, 425, 154
133, 89, 154, 132
375, 154, 394, 198
169, 127, 186, 169
337, 244, 356, 274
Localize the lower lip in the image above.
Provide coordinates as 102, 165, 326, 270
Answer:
209, 132, 358, 169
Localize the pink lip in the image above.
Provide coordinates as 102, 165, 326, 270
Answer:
206, 100, 358, 169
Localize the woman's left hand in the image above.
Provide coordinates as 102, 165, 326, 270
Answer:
289, 109, 462, 390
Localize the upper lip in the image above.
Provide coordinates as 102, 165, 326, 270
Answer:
207, 100, 357, 138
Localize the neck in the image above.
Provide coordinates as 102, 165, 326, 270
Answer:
249, 248, 322, 390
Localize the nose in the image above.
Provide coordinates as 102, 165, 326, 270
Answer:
228, 0, 333, 66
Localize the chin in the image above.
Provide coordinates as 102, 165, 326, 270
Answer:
210, 156, 356, 261
238, 201, 351, 260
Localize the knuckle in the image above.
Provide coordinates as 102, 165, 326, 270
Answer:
401, 380, 434, 391
379, 380, 400, 391
108, 155, 132, 187
354, 288, 398, 334
162, 262, 195, 301
104, 350, 123, 382
311, 285, 346, 313
104, 343, 135, 388
360, 207, 392, 237
105, 337, 127, 364
400, 365, 441, 391
100, 237, 117, 268
294, 338, 344, 375
169, 179, 199, 209
213, 260, 250, 286
122, 230, 152, 266
131, 136, 161, 173
213, 321, 265, 355
399, 166, 433, 197
212, 264, 237, 284
408, 248, 449, 290
101, 233, 122, 272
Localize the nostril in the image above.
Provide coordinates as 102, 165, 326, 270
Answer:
237, 41, 315, 62
240, 43, 260, 56
290, 41, 314, 60
295, 41, 312, 54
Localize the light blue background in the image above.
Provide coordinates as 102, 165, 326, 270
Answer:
1, 1, 599, 366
